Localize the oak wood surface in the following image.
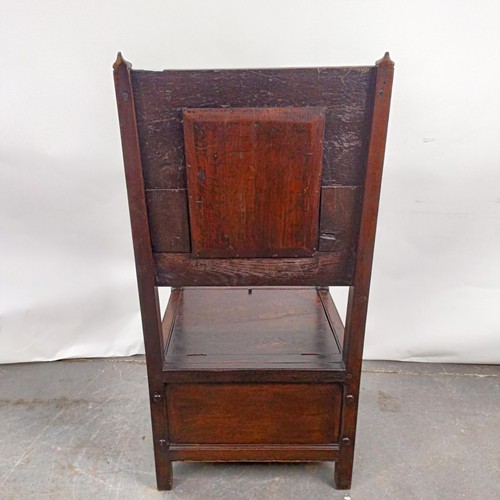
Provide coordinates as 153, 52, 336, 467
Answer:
113, 53, 172, 490
335, 52, 395, 490
131, 66, 374, 268
167, 383, 342, 444
165, 287, 341, 364
154, 251, 354, 287
318, 287, 346, 350
184, 107, 325, 258
146, 189, 190, 252
319, 186, 363, 252
131, 67, 374, 190
161, 287, 345, 384
168, 444, 339, 462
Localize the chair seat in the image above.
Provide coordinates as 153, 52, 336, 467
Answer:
161, 287, 346, 459
162, 287, 345, 383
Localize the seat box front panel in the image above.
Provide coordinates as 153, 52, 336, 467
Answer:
167, 383, 342, 445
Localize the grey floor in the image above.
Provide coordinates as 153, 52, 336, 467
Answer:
0, 358, 498, 500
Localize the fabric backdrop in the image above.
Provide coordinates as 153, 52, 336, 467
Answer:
1, 0, 499, 364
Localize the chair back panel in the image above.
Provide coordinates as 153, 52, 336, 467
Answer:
124, 65, 378, 286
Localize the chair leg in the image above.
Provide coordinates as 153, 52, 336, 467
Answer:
156, 459, 173, 490
334, 456, 353, 490
148, 383, 172, 490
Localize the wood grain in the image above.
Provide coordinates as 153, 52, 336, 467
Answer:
113, 53, 172, 490
318, 287, 345, 350
319, 186, 363, 252
160, 287, 181, 352
167, 383, 342, 444
168, 443, 339, 462
153, 251, 354, 287
184, 107, 325, 258
335, 52, 395, 490
130, 67, 375, 189
165, 287, 340, 362
161, 287, 345, 383
162, 368, 346, 384
146, 189, 190, 252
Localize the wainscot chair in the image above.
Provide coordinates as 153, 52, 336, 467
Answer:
113, 52, 394, 490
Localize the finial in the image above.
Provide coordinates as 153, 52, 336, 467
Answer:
376, 52, 394, 67
113, 52, 132, 71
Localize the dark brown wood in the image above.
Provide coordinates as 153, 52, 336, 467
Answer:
160, 287, 181, 351
114, 53, 394, 492
162, 368, 346, 384
162, 287, 343, 378
168, 444, 339, 462
319, 186, 363, 252
318, 287, 345, 349
184, 107, 325, 258
168, 287, 339, 359
161, 287, 346, 471
146, 189, 190, 253
153, 251, 354, 287
335, 52, 395, 490
167, 383, 342, 444
113, 53, 172, 491
130, 67, 375, 190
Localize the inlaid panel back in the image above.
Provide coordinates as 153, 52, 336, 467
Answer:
120, 62, 380, 286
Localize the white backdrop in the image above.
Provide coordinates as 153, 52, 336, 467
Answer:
2, 0, 499, 364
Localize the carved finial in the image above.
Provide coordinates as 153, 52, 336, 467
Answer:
376, 52, 394, 67
113, 52, 132, 71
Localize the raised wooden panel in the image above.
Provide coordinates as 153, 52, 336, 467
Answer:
319, 186, 363, 252
145, 189, 190, 252
167, 383, 342, 444
130, 67, 375, 190
154, 251, 354, 287
183, 107, 325, 258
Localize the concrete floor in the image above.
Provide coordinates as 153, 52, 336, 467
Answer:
0, 359, 498, 500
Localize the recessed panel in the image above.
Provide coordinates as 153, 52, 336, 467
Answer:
183, 107, 325, 258
319, 186, 363, 252
167, 383, 342, 444
146, 189, 190, 252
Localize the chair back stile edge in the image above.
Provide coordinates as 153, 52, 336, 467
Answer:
337, 52, 394, 487
113, 53, 172, 489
